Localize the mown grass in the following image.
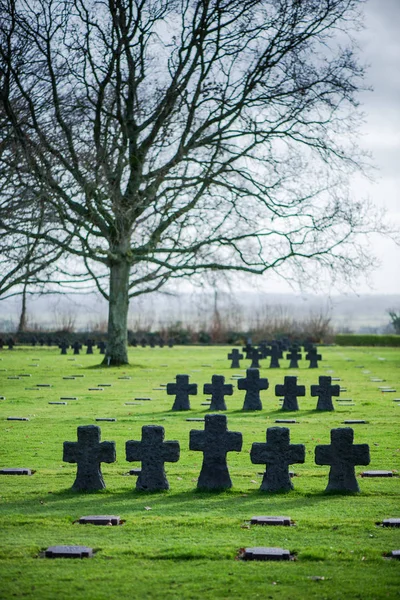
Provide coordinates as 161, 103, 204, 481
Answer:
0, 345, 399, 599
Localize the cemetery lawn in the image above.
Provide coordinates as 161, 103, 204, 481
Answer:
0, 345, 399, 599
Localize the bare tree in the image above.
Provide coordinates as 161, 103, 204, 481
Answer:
0, 0, 385, 364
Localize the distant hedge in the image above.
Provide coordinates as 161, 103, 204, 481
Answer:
335, 334, 400, 347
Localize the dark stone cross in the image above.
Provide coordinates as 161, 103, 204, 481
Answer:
140, 337, 147, 347
203, 375, 233, 411
286, 347, 302, 369
167, 374, 198, 411
228, 348, 243, 368
268, 343, 283, 368
159, 338, 165, 348
249, 347, 263, 369
168, 338, 175, 347
189, 414, 242, 489
72, 341, 82, 355
98, 341, 106, 354
7, 338, 15, 350
306, 347, 322, 368
86, 339, 94, 354
242, 343, 253, 359
315, 428, 370, 492
63, 425, 116, 491
125, 425, 180, 491
275, 376, 305, 411
258, 342, 269, 359
311, 376, 340, 411
238, 369, 269, 411
59, 340, 69, 355
250, 427, 305, 492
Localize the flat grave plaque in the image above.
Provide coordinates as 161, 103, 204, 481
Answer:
63, 377, 76, 380
7, 376, 20, 380
7, 417, 29, 421
381, 389, 396, 393
153, 388, 165, 390
250, 516, 292, 526
186, 418, 205, 422
343, 420, 367, 424
118, 376, 132, 380
0, 468, 32, 475
18, 374, 31, 377
125, 402, 141, 405
49, 402, 67, 405
241, 547, 291, 561
382, 519, 400, 527
45, 545, 93, 558
36, 384, 51, 388
201, 402, 211, 406
71, 375, 84, 378
275, 419, 297, 423
60, 397, 77, 400
331, 378, 341, 381
95, 418, 116, 422
78, 515, 121, 526
371, 378, 385, 382
361, 470, 393, 477
390, 550, 400, 559
98, 384, 112, 387
88, 388, 104, 391
25, 388, 38, 391
135, 397, 152, 401
128, 468, 142, 476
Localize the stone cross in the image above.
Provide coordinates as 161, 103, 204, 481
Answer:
228, 348, 243, 369
168, 338, 174, 347
72, 341, 82, 355
140, 337, 147, 347
250, 427, 305, 492
203, 375, 233, 411
86, 339, 94, 354
167, 374, 198, 411
63, 425, 116, 491
98, 341, 106, 354
268, 343, 282, 368
7, 338, 15, 350
159, 338, 165, 348
315, 428, 370, 492
238, 369, 269, 410
242, 343, 253, 359
258, 342, 269, 359
275, 376, 305, 411
189, 414, 242, 489
59, 340, 69, 355
286, 347, 302, 369
249, 347, 263, 369
125, 425, 180, 491
306, 347, 322, 368
311, 376, 340, 411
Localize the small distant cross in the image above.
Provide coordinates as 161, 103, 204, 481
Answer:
258, 343, 269, 359
72, 341, 82, 355
63, 425, 116, 491
275, 376, 305, 411
251, 427, 305, 492
249, 347, 263, 369
159, 338, 165, 348
286, 347, 302, 369
306, 347, 322, 368
237, 368, 269, 411
189, 414, 242, 489
86, 339, 94, 355
59, 340, 69, 355
140, 337, 147, 347
98, 341, 106, 354
268, 344, 283, 368
126, 425, 180, 491
311, 376, 340, 411
242, 343, 253, 359
203, 375, 233, 411
315, 428, 370, 492
228, 348, 243, 369
167, 374, 198, 411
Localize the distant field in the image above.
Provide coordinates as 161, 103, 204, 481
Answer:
0, 346, 399, 599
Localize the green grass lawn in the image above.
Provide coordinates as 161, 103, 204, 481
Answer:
0, 345, 399, 599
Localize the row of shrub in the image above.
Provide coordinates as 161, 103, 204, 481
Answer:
334, 334, 400, 347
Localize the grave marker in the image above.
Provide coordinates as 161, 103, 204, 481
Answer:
78, 515, 121, 526
306, 347, 322, 368
286, 347, 302, 369
275, 376, 305, 411
167, 374, 198, 411
203, 375, 233, 411
268, 344, 283, 369
250, 516, 292, 526
240, 547, 291, 561
45, 545, 93, 559
228, 349, 243, 369
237, 369, 269, 411
311, 376, 340, 411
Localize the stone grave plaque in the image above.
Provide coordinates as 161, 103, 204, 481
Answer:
95, 418, 116, 422
250, 516, 291, 526
201, 402, 211, 406
18, 374, 31, 377
72, 375, 84, 378
129, 468, 141, 476
391, 550, 400, 559
241, 547, 291, 561
125, 402, 141, 405
8, 376, 20, 380
186, 418, 205, 422
361, 470, 393, 477
381, 389, 396, 393
7, 417, 29, 421
0, 468, 32, 475
343, 420, 366, 424
78, 515, 120, 526
98, 384, 112, 387
275, 419, 297, 423
382, 519, 400, 527
118, 376, 132, 380
61, 397, 77, 400
49, 402, 67, 405
36, 384, 51, 387
45, 545, 93, 558
135, 397, 152, 401
63, 377, 76, 380
88, 388, 104, 391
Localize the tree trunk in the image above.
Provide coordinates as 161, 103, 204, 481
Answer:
17, 280, 28, 333
103, 259, 130, 366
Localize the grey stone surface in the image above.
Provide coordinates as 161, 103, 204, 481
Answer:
45, 545, 93, 558
0, 468, 32, 475
228, 349, 243, 368
311, 376, 340, 411
241, 547, 291, 561
361, 470, 393, 477
343, 420, 367, 424
237, 369, 269, 411
250, 516, 291, 526
78, 515, 120, 525
125, 425, 180, 491
63, 425, 116, 491
391, 550, 400, 559
275, 419, 297, 423
268, 344, 283, 368
189, 414, 242, 490
275, 376, 305, 411
59, 340, 69, 355
249, 347, 263, 368
286, 347, 302, 369
167, 374, 198, 411
95, 418, 116, 421
383, 519, 400, 527
7, 417, 29, 421
306, 347, 322, 368
250, 427, 305, 492
203, 375, 233, 411
315, 428, 370, 492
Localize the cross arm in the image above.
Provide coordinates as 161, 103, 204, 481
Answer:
162, 441, 180, 463
352, 445, 371, 466
228, 432, 243, 452
125, 440, 143, 462
63, 442, 77, 463
189, 430, 205, 452
99, 441, 116, 464
315, 445, 332, 466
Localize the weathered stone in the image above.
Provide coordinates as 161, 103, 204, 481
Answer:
89, 388, 104, 391
275, 376, 305, 411
315, 428, 370, 492
78, 515, 120, 526
361, 470, 393, 477
60, 397, 77, 400
49, 402, 67, 405
382, 519, 400, 527
238, 369, 269, 411
390, 550, 400, 559
135, 397, 152, 401
0, 468, 32, 475
186, 418, 205, 422
63, 425, 116, 491
228, 349, 243, 368
203, 375, 233, 411
250, 516, 291, 526
167, 374, 197, 411
286, 347, 302, 369
249, 347, 263, 368
7, 417, 29, 421
275, 419, 297, 423
306, 347, 322, 368
95, 418, 116, 422
126, 425, 179, 491
189, 414, 242, 490
250, 427, 305, 492
241, 547, 291, 561
343, 420, 367, 424
311, 376, 340, 411
45, 545, 93, 558
268, 344, 283, 369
